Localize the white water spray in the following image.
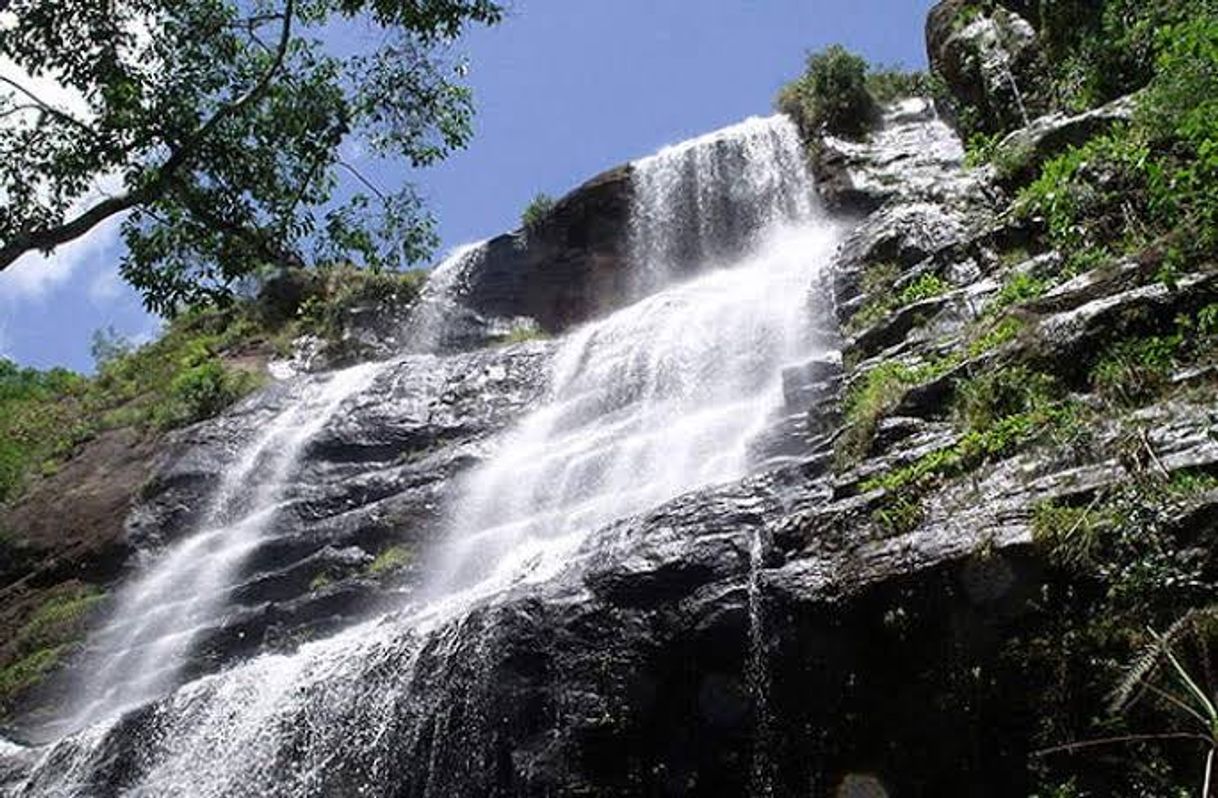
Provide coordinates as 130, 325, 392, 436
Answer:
403, 241, 489, 353
62, 362, 384, 732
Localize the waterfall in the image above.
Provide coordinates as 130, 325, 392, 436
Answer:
11, 114, 843, 796
421, 115, 830, 606
402, 241, 489, 353
629, 115, 814, 292
59, 362, 384, 734
748, 529, 774, 798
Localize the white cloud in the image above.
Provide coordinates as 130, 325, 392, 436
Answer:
0, 52, 126, 303
87, 260, 127, 305
0, 213, 125, 302
1, 50, 130, 303
0, 54, 92, 128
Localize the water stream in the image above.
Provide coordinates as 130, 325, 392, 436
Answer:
11, 114, 843, 796
60, 363, 384, 733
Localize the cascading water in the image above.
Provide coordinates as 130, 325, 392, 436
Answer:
629, 115, 814, 292
9, 114, 843, 797
58, 362, 384, 734
402, 241, 489, 353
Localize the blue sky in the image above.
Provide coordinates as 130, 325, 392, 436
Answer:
0, 0, 932, 372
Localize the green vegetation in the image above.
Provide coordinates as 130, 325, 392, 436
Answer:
521, 193, 557, 230
777, 45, 876, 139
1023, 470, 1218, 794
847, 268, 949, 334
0, 585, 103, 714
829, 1, 1218, 791
1032, 0, 1217, 113
778, 45, 931, 141
0, 310, 267, 503
496, 324, 549, 346
1090, 304, 1218, 408
293, 264, 428, 346
864, 67, 933, 106
862, 369, 1073, 498
838, 359, 942, 463
1, 264, 432, 506
367, 544, 413, 577
985, 271, 1048, 317
838, 315, 1025, 465
1014, 16, 1218, 287
0, 0, 503, 314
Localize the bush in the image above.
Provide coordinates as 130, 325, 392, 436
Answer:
1091, 336, 1179, 407
295, 264, 426, 343
986, 272, 1048, 316
865, 67, 933, 105
955, 366, 1058, 435
521, 193, 556, 230
1015, 12, 1218, 288
777, 45, 877, 139
0, 584, 103, 714
1033, 0, 1217, 112
155, 357, 256, 429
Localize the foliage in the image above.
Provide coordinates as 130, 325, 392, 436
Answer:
0, 312, 262, 503
864, 67, 932, 106
847, 267, 947, 334
0, 647, 65, 712
496, 323, 548, 345
838, 359, 940, 462
1023, 466, 1218, 795
777, 45, 877, 139
1090, 305, 1218, 408
1031, 0, 1218, 113
1016, 13, 1218, 291
860, 366, 1080, 536
0, 0, 503, 314
954, 365, 1056, 434
898, 273, 949, 305
964, 132, 1000, 169
367, 544, 413, 576
520, 193, 556, 230
294, 264, 427, 343
986, 271, 1048, 316
0, 361, 91, 503
838, 313, 1025, 465
0, 584, 102, 714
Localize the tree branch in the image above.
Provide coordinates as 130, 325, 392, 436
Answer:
169, 181, 305, 269
0, 189, 151, 266
0, 103, 44, 121
0, 75, 96, 134
0, 0, 296, 271
338, 158, 388, 202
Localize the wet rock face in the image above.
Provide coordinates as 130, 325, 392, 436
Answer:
436, 165, 635, 338
7, 343, 553, 739
927, 0, 1047, 136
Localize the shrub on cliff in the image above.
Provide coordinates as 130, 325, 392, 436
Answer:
1016, 14, 1218, 276
521, 193, 556, 230
777, 45, 878, 139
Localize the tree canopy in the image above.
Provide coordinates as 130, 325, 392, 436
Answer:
0, 0, 502, 314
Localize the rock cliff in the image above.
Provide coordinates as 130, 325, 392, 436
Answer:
2, 1, 1217, 796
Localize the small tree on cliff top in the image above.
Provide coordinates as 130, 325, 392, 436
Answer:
777, 44, 877, 139
0, 0, 502, 315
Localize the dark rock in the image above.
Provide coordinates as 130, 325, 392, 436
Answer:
927, 0, 1047, 136
437, 166, 635, 339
